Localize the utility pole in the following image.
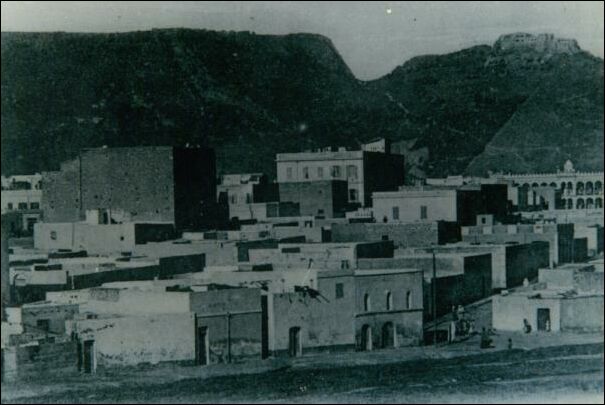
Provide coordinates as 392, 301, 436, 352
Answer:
227, 311, 232, 363
432, 248, 437, 347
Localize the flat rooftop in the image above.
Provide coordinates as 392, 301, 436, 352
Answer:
276, 150, 364, 162
354, 268, 422, 276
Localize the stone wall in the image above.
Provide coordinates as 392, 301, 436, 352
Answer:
354, 270, 424, 347
190, 288, 263, 363
2, 340, 78, 381
504, 242, 550, 287
21, 303, 79, 334
269, 274, 356, 356
332, 222, 460, 248
560, 296, 604, 332
74, 312, 196, 368
279, 180, 349, 218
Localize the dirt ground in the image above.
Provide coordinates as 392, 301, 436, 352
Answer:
3, 296, 603, 403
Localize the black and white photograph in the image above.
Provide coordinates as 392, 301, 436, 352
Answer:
1, 1, 603, 403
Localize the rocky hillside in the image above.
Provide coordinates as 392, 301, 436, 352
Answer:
1, 29, 603, 179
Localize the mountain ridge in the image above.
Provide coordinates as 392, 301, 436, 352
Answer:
1, 29, 603, 179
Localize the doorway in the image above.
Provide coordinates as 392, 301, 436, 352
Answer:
288, 327, 301, 357
261, 296, 269, 359
537, 308, 551, 331
361, 324, 373, 351
197, 326, 209, 365
382, 322, 395, 348
82, 340, 95, 374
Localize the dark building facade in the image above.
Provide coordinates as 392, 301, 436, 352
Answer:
276, 146, 405, 208
41, 146, 217, 230
279, 180, 349, 218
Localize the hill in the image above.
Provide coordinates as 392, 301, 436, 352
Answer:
1, 30, 603, 178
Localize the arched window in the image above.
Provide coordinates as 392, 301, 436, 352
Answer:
532, 182, 539, 188
586, 198, 594, 210
364, 293, 371, 312
549, 182, 557, 188
386, 291, 393, 311
567, 182, 573, 193
596, 198, 603, 209
576, 198, 585, 209
595, 181, 602, 195
406, 291, 412, 309
576, 182, 584, 195
585, 182, 594, 195
567, 199, 573, 209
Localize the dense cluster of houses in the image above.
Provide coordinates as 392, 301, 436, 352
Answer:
1, 139, 603, 380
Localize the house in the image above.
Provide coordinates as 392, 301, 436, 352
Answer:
276, 139, 405, 207
372, 184, 508, 226
1, 174, 43, 236
279, 180, 349, 218
268, 268, 424, 356
461, 219, 574, 267
33, 220, 176, 255
410, 241, 550, 290
493, 264, 604, 332
356, 253, 492, 318
331, 221, 461, 248
41, 146, 220, 230
217, 173, 285, 221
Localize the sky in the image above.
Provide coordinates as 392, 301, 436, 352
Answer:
1, 1, 603, 80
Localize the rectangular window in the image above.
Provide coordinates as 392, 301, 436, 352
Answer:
420, 205, 428, 219
335, 283, 344, 299
7, 203, 13, 210
331, 165, 341, 178
303, 167, 309, 179
30, 202, 40, 210
18, 202, 28, 210
346, 165, 358, 180
286, 167, 293, 180
317, 167, 324, 178
349, 189, 358, 201
392, 206, 399, 220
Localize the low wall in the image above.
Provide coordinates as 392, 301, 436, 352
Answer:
2, 340, 78, 381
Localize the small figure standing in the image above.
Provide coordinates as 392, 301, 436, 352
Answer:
480, 327, 493, 349
452, 305, 459, 321
545, 319, 551, 332
523, 278, 529, 287
449, 320, 457, 343
507, 338, 513, 350
523, 318, 532, 334
468, 319, 475, 335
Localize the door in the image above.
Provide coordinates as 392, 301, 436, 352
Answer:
26, 218, 37, 233
83, 340, 95, 373
288, 327, 301, 357
537, 308, 551, 331
261, 296, 269, 359
197, 326, 209, 365
382, 322, 395, 348
361, 325, 373, 351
